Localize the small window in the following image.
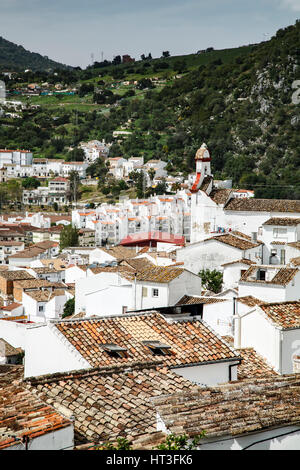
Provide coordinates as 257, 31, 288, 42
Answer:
257, 269, 266, 281
100, 343, 128, 358
142, 287, 148, 297
143, 340, 172, 356
152, 288, 159, 297
38, 305, 44, 312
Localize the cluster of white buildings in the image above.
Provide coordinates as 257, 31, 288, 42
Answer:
72, 193, 191, 245
0, 150, 89, 181
22, 177, 70, 206
1, 143, 300, 450
79, 139, 110, 163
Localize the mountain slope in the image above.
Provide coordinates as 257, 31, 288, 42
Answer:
0, 36, 72, 71
108, 20, 300, 199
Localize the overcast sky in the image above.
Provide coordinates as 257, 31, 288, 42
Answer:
0, 0, 299, 68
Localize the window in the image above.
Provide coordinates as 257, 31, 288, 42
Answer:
152, 288, 159, 297
280, 249, 286, 265
142, 287, 148, 297
100, 343, 128, 358
273, 227, 287, 238
257, 269, 266, 281
38, 305, 44, 312
143, 340, 172, 356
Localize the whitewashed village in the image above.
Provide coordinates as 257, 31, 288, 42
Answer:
1, 141, 300, 451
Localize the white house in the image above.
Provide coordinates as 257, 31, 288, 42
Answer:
24, 312, 241, 386
238, 265, 300, 302
22, 289, 71, 322
75, 265, 202, 317
221, 258, 257, 290
176, 232, 263, 275
261, 217, 300, 265
234, 300, 300, 375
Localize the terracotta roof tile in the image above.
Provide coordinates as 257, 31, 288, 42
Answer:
152, 374, 300, 439
260, 301, 300, 329
225, 198, 300, 213
26, 363, 199, 445
0, 366, 71, 449
53, 313, 239, 369
263, 217, 300, 226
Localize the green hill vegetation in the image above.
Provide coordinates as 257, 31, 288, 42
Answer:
0, 20, 300, 199
0, 36, 72, 71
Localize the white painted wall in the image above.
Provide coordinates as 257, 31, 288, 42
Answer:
282, 328, 300, 375
222, 263, 252, 290
195, 426, 300, 450
238, 282, 286, 303
85, 285, 132, 316
65, 266, 87, 284
0, 319, 28, 349
75, 272, 131, 314
236, 309, 280, 372
24, 323, 90, 378
202, 300, 234, 336
176, 239, 260, 275
172, 361, 238, 386
3, 425, 74, 451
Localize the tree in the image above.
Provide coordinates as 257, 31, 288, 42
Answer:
60, 224, 79, 250
67, 170, 80, 203
162, 51, 170, 58
155, 432, 206, 450
62, 298, 75, 319
199, 269, 223, 293
21, 177, 40, 189
66, 147, 85, 162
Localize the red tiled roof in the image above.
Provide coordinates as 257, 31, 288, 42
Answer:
260, 301, 300, 329
0, 366, 71, 449
120, 232, 185, 246
54, 313, 240, 369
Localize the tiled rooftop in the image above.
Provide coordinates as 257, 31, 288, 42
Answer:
237, 347, 278, 380
237, 296, 265, 307
122, 266, 185, 283
240, 266, 299, 286
26, 363, 199, 445
176, 295, 226, 306
53, 313, 240, 368
259, 301, 300, 329
205, 233, 262, 251
152, 374, 300, 439
209, 189, 232, 205
0, 270, 34, 281
24, 289, 67, 302
263, 217, 300, 226
221, 258, 256, 267
0, 365, 71, 450
0, 339, 22, 357
225, 198, 300, 213
14, 279, 64, 290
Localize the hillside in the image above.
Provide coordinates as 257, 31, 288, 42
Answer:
0, 21, 300, 200
0, 36, 72, 71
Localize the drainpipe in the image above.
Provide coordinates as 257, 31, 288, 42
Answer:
234, 307, 241, 350
134, 272, 137, 311
232, 296, 236, 337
